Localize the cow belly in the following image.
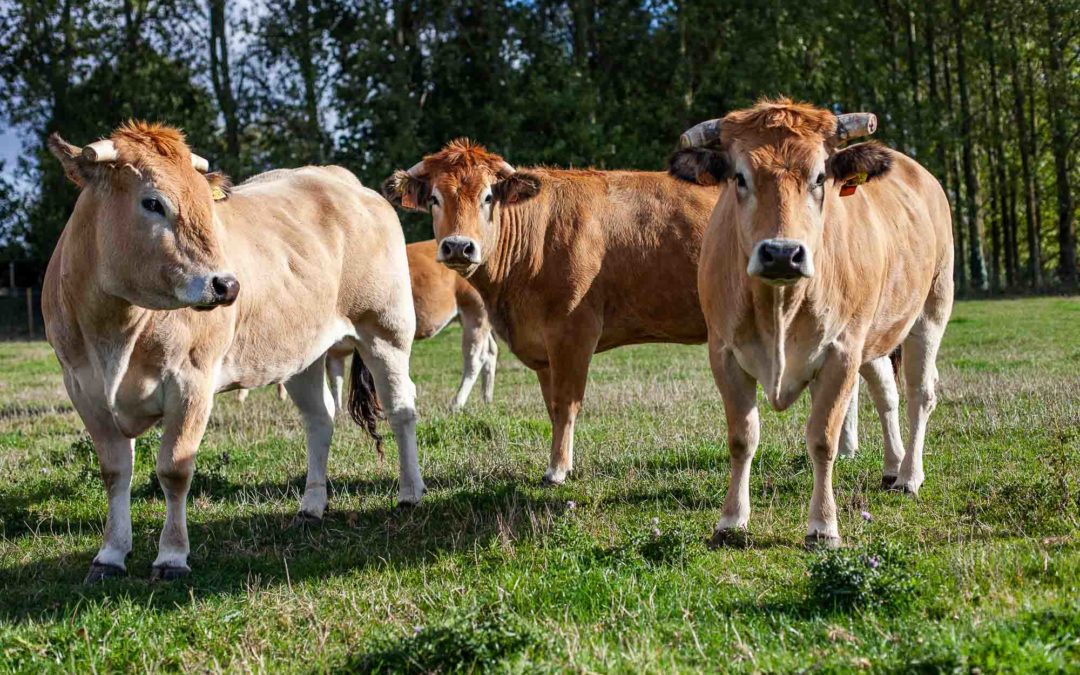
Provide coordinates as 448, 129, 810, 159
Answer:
215, 317, 357, 392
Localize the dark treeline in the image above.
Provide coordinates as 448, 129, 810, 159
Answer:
0, 0, 1076, 293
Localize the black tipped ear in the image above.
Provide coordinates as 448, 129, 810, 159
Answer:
667, 148, 730, 186
827, 142, 893, 183
206, 172, 232, 201
47, 133, 91, 187
493, 171, 541, 205
381, 170, 431, 211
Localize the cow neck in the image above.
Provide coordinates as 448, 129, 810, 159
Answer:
467, 202, 538, 303
748, 278, 813, 407
60, 204, 155, 413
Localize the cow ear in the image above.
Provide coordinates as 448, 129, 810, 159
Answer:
827, 142, 893, 183
493, 171, 541, 205
381, 169, 431, 211
667, 148, 730, 186
47, 133, 95, 187
206, 172, 232, 201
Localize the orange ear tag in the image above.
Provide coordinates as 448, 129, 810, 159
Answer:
211, 186, 228, 201
839, 172, 868, 197
400, 191, 417, 209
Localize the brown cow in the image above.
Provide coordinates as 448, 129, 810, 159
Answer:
669, 99, 953, 547
43, 123, 425, 583
382, 140, 897, 485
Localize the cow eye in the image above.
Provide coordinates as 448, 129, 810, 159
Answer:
735, 172, 747, 189
813, 172, 826, 188
484, 193, 493, 205
141, 198, 165, 215
428, 195, 439, 208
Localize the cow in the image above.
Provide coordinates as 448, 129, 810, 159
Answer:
43, 122, 425, 583
323, 241, 499, 412
242, 240, 498, 412
382, 139, 899, 486
669, 99, 953, 548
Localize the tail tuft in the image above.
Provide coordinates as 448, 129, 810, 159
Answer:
348, 350, 384, 460
889, 346, 903, 383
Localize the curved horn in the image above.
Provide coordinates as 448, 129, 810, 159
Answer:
834, 113, 878, 141
406, 160, 427, 178
190, 154, 209, 173
496, 160, 516, 178
678, 118, 724, 149
82, 140, 118, 163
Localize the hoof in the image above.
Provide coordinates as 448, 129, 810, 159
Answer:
881, 475, 898, 490
804, 533, 843, 551
541, 472, 568, 487
708, 527, 751, 549
84, 562, 126, 585
395, 499, 419, 510
150, 564, 191, 583
291, 511, 324, 527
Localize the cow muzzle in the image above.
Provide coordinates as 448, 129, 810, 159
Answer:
747, 239, 814, 285
180, 272, 240, 310
437, 236, 482, 274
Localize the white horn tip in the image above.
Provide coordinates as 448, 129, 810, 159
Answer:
191, 154, 209, 173
82, 140, 118, 163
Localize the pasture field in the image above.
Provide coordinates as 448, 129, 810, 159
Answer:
1, 296, 1078, 673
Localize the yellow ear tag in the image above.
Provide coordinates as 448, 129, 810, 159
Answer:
211, 186, 227, 201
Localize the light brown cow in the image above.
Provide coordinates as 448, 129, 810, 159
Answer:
669, 99, 953, 547
323, 241, 498, 412
43, 123, 425, 583
382, 140, 897, 485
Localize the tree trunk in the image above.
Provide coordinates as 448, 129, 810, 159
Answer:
952, 0, 988, 291
984, 6, 1010, 292
297, 0, 325, 164
941, 17, 967, 290
1007, 23, 1041, 287
1044, 4, 1077, 286
209, 0, 241, 170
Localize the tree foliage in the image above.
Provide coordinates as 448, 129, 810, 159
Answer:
0, 0, 1076, 291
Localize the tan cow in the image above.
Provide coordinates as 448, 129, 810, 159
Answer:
322, 241, 498, 412
669, 99, 953, 547
43, 122, 425, 583
382, 140, 898, 485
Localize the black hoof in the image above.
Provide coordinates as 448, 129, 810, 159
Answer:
708, 528, 751, 550
84, 562, 126, 584
881, 475, 898, 490
291, 511, 324, 527
150, 564, 191, 582
804, 533, 843, 551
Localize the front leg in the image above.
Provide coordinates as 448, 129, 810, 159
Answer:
804, 347, 860, 549
708, 343, 760, 544
540, 318, 599, 485
66, 373, 136, 583
152, 378, 214, 580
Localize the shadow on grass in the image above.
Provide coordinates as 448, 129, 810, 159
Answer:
0, 477, 570, 625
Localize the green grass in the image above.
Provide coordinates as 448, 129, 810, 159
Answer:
1, 297, 1078, 673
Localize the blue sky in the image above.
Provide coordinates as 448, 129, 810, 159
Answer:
0, 125, 24, 175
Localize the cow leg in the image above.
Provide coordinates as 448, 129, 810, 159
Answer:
480, 333, 498, 405
152, 382, 213, 580
450, 314, 489, 412
277, 382, 288, 401
860, 356, 905, 488
896, 317, 947, 496
355, 335, 426, 505
837, 377, 860, 458
708, 345, 760, 543
325, 350, 346, 415
804, 349, 860, 548
286, 354, 337, 523
540, 321, 599, 485
236, 388, 250, 404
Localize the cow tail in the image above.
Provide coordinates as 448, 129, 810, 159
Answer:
348, 349, 384, 461
889, 346, 903, 385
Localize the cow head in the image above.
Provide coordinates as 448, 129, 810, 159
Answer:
383, 139, 540, 277
668, 99, 890, 286
48, 122, 238, 310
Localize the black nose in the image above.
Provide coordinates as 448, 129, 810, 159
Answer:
438, 236, 480, 265
757, 241, 810, 279
210, 274, 240, 304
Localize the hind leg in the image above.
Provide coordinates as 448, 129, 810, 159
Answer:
860, 355, 905, 487
286, 355, 337, 522
326, 350, 347, 415
450, 315, 488, 412
895, 316, 947, 495
837, 377, 860, 458
355, 331, 425, 505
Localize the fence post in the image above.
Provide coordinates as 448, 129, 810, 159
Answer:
26, 287, 34, 339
